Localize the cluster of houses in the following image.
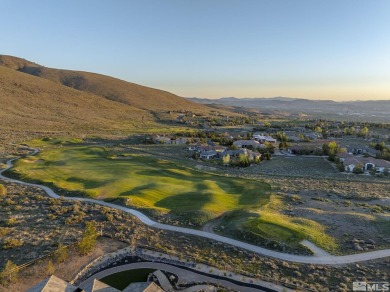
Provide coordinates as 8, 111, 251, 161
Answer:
284, 130, 322, 142
191, 143, 261, 161
188, 134, 276, 162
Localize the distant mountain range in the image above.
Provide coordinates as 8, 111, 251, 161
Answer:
0, 55, 215, 132
188, 97, 390, 122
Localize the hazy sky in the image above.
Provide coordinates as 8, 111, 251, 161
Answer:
2, 0, 390, 101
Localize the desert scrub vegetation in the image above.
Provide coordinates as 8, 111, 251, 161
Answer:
263, 177, 390, 200
251, 156, 338, 177
0, 184, 6, 196
2, 238, 23, 250
0, 181, 389, 292
0, 227, 11, 237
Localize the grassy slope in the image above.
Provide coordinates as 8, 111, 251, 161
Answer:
0, 65, 155, 132
0, 55, 213, 114
10, 139, 339, 253
243, 195, 338, 252
12, 139, 271, 215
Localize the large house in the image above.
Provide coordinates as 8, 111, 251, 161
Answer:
188, 143, 227, 160
338, 153, 390, 173
153, 135, 190, 145
200, 150, 218, 160
223, 148, 261, 160
233, 139, 265, 149
253, 135, 277, 144
27, 275, 164, 292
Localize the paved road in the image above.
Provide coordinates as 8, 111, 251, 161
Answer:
1, 149, 390, 265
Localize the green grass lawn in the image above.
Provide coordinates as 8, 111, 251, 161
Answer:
13, 139, 270, 215
217, 195, 338, 253
11, 138, 339, 253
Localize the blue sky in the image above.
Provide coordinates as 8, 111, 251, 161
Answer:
2, 0, 390, 100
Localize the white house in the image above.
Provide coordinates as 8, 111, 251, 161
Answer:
253, 135, 277, 144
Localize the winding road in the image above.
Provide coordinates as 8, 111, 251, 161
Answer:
1, 149, 390, 265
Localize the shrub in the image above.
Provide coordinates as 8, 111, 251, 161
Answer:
0, 260, 18, 285
0, 184, 6, 196
77, 221, 98, 256
0, 227, 11, 237
46, 260, 55, 275
2, 238, 23, 249
6, 217, 19, 226
53, 244, 68, 263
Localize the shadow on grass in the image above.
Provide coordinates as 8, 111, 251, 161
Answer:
155, 192, 212, 212
238, 186, 271, 206
214, 179, 271, 206
119, 183, 157, 196
155, 182, 212, 212
66, 176, 107, 189
136, 168, 193, 180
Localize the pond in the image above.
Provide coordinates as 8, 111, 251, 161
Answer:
100, 268, 156, 290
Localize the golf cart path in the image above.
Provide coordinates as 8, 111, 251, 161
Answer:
1, 149, 390, 265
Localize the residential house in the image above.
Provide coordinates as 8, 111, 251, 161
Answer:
223, 149, 247, 158
200, 150, 218, 160
223, 148, 261, 160
233, 139, 265, 149
338, 153, 390, 173
253, 135, 277, 144
153, 135, 173, 144
347, 146, 378, 157
28, 274, 165, 292
174, 137, 190, 145
304, 132, 322, 140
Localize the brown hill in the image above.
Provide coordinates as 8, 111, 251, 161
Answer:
0, 55, 207, 113
0, 64, 154, 132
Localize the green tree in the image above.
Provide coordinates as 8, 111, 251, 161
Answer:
358, 126, 369, 137
0, 260, 18, 285
337, 162, 345, 172
53, 243, 68, 263
77, 221, 98, 256
222, 154, 230, 165
315, 126, 322, 133
238, 154, 250, 167
322, 141, 339, 156
353, 163, 364, 174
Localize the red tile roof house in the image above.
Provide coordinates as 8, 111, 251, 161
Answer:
338, 153, 390, 173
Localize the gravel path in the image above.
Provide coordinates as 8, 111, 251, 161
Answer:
1, 149, 390, 265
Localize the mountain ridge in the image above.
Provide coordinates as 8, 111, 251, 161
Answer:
0, 55, 219, 132
0, 55, 207, 113
188, 97, 390, 122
